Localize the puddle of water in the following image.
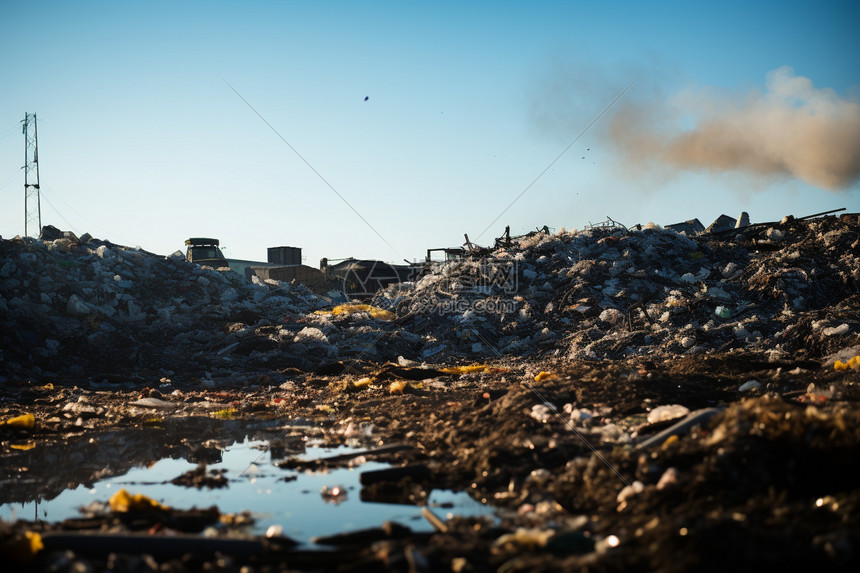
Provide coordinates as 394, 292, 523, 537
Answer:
1, 434, 495, 544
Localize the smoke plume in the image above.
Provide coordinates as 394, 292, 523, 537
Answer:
609, 66, 860, 191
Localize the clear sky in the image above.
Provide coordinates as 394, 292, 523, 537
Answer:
1, 0, 858, 266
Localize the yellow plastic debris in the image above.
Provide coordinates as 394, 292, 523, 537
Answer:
353, 377, 373, 389
25, 531, 42, 555
220, 512, 254, 526
1, 531, 43, 564
534, 372, 558, 383
440, 364, 491, 375
212, 408, 238, 419
326, 304, 396, 321
834, 356, 860, 370
109, 488, 170, 513
1, 413, 35, 430
389, 380, 409, 395
9, 442, 36, 451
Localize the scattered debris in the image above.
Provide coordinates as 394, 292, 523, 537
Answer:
1, 211, 858, 571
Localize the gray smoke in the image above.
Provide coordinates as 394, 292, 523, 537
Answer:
609, 67, 860, 191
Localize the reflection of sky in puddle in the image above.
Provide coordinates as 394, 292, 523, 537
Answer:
0, 439, 495, 543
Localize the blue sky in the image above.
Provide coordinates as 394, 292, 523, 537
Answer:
1, 0, 858, 265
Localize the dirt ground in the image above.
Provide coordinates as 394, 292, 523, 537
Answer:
2, 350, 859, 572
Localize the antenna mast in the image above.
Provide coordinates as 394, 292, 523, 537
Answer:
23, 112, 41, 237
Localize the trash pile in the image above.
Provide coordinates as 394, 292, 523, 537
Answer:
1, 215, 859, 572
0, 233, 325, 382
1, 213, 858, 385
377, 213, 860, 362
0, 231, 432, 382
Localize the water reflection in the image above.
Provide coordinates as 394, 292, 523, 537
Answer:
0, 417, 495, 542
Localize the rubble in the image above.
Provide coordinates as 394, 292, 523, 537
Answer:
3, 214, 856, 383
1, 212, 859, 572
374, 211, 859, 363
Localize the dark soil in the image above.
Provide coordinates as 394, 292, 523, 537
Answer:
2, 352, 859, 572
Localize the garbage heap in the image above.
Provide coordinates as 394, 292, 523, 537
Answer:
375, 213, 859, 362
1, 213, 858, 384
0, 235, 329, 382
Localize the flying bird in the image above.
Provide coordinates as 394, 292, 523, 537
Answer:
364, 96, 369, 101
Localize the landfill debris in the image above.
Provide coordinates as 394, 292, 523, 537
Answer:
108, 489, 170, 513
834, 356, 860, 370
0, 530, 43, 565
494, 527, 556, 551
419, 507, 447, 533
440, 364, 493, 375
646, 404, 690, 423
655, 467, 680, 490
615, 480, 645, 507
322, 303, 396, 320
8, 442, 36, 451
2, 213, 854, 381
1, 212, 858, 572
739, 380, 762, 392
319, 485, 348, 505
171, 465, 229, 489
635, 407, 725, 450
389, 380, 409, 394
0, 413, 34, 430
823, 324, 851, 336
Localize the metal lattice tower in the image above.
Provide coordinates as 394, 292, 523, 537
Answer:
23, 112, 41, 237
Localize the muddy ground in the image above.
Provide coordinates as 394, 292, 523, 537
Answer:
2, 350, 859, 572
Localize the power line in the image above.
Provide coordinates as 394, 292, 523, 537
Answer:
223, 79, 398, 256
0, 168, 22, 190
474, 81, 635, 242
0, 122, 21, 142
40, 191, 81, 235
40, 183, 127, 244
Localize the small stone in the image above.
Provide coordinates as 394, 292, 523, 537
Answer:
739, 380, 761, 393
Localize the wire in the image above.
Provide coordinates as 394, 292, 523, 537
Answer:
40, 184, 129, 244
0, 129, 21, 143
0, 168, 22, 190
223, 79, 398, 256
40, 192, 81, 235
0, 121, 21, 138
474, 81, 636, 242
